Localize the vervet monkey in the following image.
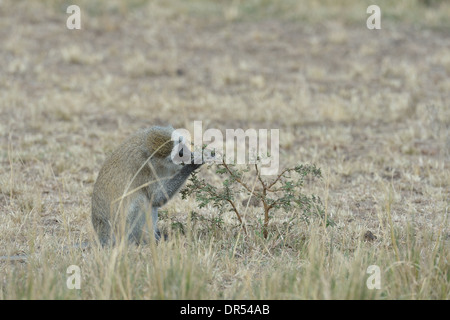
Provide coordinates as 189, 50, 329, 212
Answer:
91, 126, 202, 245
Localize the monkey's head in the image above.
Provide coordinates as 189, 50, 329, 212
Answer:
146, 126, 202, 172
147, 126, 175, 158
146, 126, 191, 170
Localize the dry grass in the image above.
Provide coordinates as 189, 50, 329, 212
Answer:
0, 0, 449, 299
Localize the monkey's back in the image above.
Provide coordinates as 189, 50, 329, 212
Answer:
91, 126, 176, 243
91, 130, 152, 223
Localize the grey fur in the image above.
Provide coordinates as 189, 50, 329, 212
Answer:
91, 126, 201, 245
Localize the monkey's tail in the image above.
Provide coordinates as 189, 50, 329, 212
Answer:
0, 254, 27, 262
0, 241, 91, 262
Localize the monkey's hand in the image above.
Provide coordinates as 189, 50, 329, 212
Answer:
186, 160, 203, 172
153, 160, 203, 207
187, 152, 204, 171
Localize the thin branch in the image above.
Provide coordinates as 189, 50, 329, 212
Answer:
221, 159, 255, 196
225, 198, 247, 235
254, 163, 266, 190
267, 167, 293, 190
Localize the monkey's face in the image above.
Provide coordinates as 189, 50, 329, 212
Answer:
171, 141, 194, 166
169, 130, 204, 167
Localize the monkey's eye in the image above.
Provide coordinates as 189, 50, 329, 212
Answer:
178, 148, 183, 158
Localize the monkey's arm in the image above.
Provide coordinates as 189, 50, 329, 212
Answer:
152, 163, 202, 207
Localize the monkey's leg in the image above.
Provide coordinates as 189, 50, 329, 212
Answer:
150, 207, 162, 241
126, 195, 149, 245
92, 214, 114, 246
140, 207, 162, 242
